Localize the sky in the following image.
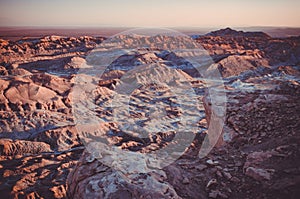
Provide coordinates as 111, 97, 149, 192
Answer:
0, 0, 299, 28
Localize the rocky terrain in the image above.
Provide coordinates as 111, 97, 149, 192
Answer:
0, 28, 299, 198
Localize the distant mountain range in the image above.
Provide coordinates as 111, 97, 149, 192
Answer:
0, 26, 299, 41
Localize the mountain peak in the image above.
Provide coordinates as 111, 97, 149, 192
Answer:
207, 28, 271, 38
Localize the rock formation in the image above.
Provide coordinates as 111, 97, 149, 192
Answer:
0, 29, 299, 199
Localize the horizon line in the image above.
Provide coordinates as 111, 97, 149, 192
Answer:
1, 25, 300, 29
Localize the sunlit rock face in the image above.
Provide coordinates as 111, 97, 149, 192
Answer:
0, 28, 299, 199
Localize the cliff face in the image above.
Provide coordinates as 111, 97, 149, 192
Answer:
0, 29, 299, 199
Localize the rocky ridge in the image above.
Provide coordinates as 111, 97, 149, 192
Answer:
0, 29, 299, 198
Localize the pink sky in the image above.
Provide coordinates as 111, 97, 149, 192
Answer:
0, 0, 299, 27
